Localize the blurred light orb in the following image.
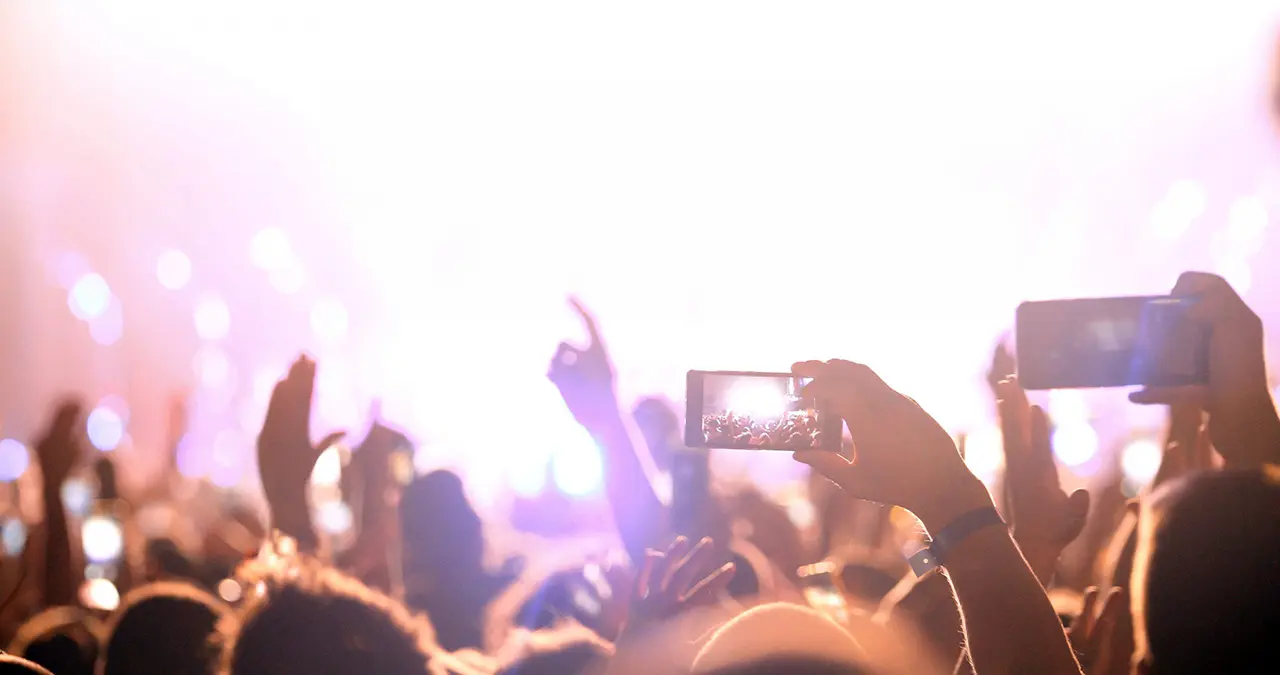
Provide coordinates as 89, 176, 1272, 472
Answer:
0, 439, 30, 481
86, 407, 125, 451
1122, 438, 1163, 485
2, 518, 27, 556
69, 273, 111, 321
194, 295, 231, 341
81, 579, 120, 612
82, 515, 125, 563
269, 264, 308, 295
725, 381, 788, 417
310, 446, 343, 487
310, 298, 349, 344
156, 249, 193, 290
217, 579, 243, 603
250, 228, 294, 271
61, 479, 94, 518
551, 441, 604, 497
1051, 422, 1098, 467
508, 461, 548, 498
88, 299, 124, 346
962, 425, 1004, 481
194, 346, 232, 388
316, 500, 354, 535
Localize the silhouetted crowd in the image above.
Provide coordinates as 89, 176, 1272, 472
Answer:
701, 411, 823, 449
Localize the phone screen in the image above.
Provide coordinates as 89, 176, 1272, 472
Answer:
1016, 296, 1208, 390
686, 371, 839, 451
83, 500, 126, 576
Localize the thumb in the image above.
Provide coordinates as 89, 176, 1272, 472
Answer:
1062, 489, 1091, 543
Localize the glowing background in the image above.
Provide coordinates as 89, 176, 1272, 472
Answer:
1, 2, 1278, 506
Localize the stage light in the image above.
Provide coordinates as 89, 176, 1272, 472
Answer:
962, 424, 1003, 482
156, 249, 192, 290
1051, 422, 1098, 467
81, 579, 120, 612
193, 346, 232, 388
1121, 438, 1162, 485
194, 295, 231, 341
88, 299, 124, 346
86, 406, 125, 451
551, 440, 604, 497
69, 273, 111, 321
725, 380, 788, 417
250, 228, 294, 271
217, 579, 243, 603
310, 298, 349, 344
82, 515, 124, 564
0, 439, 29, 481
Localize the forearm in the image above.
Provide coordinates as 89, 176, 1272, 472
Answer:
1219, 395, 1280, 468
267, 486, 319, 554
917, 481, 1082, 675
593, 414, 669, 564
41, 486, 78, 606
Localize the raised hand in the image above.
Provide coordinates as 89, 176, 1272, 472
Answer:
35, 401, 84, 488
547, 298, 619, 428
792, 360, 990, 531
629, 536, 734, 630
1129, 272, 1280, 467
1067, 587, 1134, 675
257, 355, 344, 548
986, 340, 1016, 395
996, 377, 1090, 585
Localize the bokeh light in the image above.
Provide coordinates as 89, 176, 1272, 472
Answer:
156, 249, 193, 290
86, 406, 125, 451
82, 515, 125, 563
0, 439, 30, 481
88, 298, 124, 346
1051, 422, 1099, 467
310, 446, 343, 487
217, 579, 243, 603
61, 478, 94, 518
310, 298, 349, 345
1122, 438, 1163, 485
81, 579, 120, 612
550, 438, 604, 497
2, 518, 27, 556
508, 460, 548, 498
250, 228, 294, 271
68, 273, 111, 321
194, 295, 231, 341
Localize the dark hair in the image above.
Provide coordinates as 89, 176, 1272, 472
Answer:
9, 607, 99, 675
1138, 468, 1280, 675
696, 656, 868, 675
0, 656, 53, 675
224, 552, 441, 675
400, 470, 483, 572
101, 581, 231, 675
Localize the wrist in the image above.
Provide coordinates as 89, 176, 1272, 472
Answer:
911, 476, 995, 536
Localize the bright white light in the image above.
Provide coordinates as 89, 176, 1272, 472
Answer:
88, 299, 124, 346
1226, 196, 1268, 256
269, 263, 308, 295
508, 460, 548, 498
61, 479, 94, 518
2, 518, 27, 556
1215, 258, 1252, 296
1052, 422, 1098, 467
68, 273, 111, 321
81, 579, 120, 612
1047, 390, 1089, 425
310, 298, 349, 344
786, 498, 817, 531
0, 440, 30, 481
551, 440, 604, 497
156, 249, 193, 290
217, 579, 243, 603
193, 346, 232, 388
316, 500, 354, 535
194, 295, 231, 341
1122, 438, 1162, 485
963, 425, 1004, 480
82, 516, 124, 563
250, 227, 294, 271
1149, 179, 1207, 240
725, 381, 788, 417
310, 446, 343, 487
86, 407, 125, 451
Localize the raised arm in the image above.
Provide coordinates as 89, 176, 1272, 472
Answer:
34, 401, 84, 607
548, 299, 668, 565
794, 359, 1083, 675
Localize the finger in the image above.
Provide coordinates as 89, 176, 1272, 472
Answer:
568, 297, 602, 348
679, 562, 735, 606
1094, 587, 1129, 634
667, 537, 717, 598
659, 537, 692, 593
635, 550, 662, 602
791, 360, 829, 379
1170, 271, 1223, 298
1128, 386, 1207, 407
1062, 489, 1091, 544
1069, 586, 1100, 644
1193, 422, 1215, 470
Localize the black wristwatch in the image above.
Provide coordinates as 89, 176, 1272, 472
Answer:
908, 507, 1006, 576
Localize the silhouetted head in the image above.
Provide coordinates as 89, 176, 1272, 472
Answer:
691, 603, 867, 674
224, 553, 443, 675
0, 655, 54, 675
9, 607, 99, 675
401, 470, 484, 577
101, 581, 231, 675
1133, 468, 1280, 675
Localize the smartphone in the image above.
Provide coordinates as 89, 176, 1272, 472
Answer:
671, 449, 710, 537
686, 371, 841, 451
798, 561, 851, 624
82, 499, 127, 578
1016, 296, 1208, 390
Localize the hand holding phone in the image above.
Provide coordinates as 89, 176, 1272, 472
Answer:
685, 371, 841, 451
